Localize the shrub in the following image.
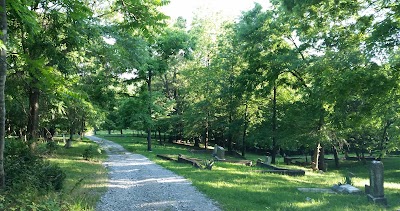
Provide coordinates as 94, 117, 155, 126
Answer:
46, 141, 59, 154
4, 139, 66, 192
82, 145, 102, 160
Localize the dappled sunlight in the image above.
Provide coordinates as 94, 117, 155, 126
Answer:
203, 180, 240, 189
106, 175, 191, 189
139, 200, 182, 209
83, 178, 108, 189
385, 182, 400, 189
105, 159, 153, 167
291, 200, 328, 209
114, 169, 140, 173
354, 178, 400, 190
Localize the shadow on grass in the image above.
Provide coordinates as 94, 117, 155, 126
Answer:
98, 135, 399, 211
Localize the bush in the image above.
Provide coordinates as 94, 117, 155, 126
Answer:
82, 145, 102, 160
46, 141, 59, 154
4, 139, 66, 192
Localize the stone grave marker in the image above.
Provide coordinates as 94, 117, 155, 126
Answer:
331, 184, 361, 194
265, 155, 272, 165
366, 161, 387, 206
216, 146, 225, 160
213, 144, 218, 156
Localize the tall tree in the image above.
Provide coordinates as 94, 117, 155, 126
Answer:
0, 0, 7, 189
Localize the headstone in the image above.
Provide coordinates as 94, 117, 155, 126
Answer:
216, 146, 225, 160
265, 156, 272, 165
367, 161, 387, 206
213, 144, 218, 156
332, 184, 361, 194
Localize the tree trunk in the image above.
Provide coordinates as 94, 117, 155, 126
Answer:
271, 86, 278, 164
333, 145, 340, 168
227, 113, 233, 152
312, 143, 321, 170
27, 86, 40, 147
147, 69, 152, 151
205, 117, 209, 150
227, 69, 234, 152
65, 128, 73, 148
0, 0, 7, 188
318, 145, 326, 171
147, 128, 152, 151
158, 128, 162, 145
194, 136, 200, 148
241, 102, 248, 157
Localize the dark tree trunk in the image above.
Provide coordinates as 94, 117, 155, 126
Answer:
158, 128, 162, 145
108, 129, 111, 135
194, 136, 200, 148
0, 0, 7, 188
147, 128, 152, 151
227, 113, 233, 152
27, 87, 40, 147
271, 86, 278, 164
205, 112, 209, 150
227, 69, 234, 152
65, 128, 74, 148
242, 102, 248, 157
147, 69, 152, 151
318, 145, 326, 171
333, 145, 340, 168
120, 129, 123, 134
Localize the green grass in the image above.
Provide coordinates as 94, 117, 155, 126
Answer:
46, 138, 108, 210
98, 135, 400, 211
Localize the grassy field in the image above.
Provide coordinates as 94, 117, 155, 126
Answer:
30, 138, 107, 211
97, 134, 400, 211
46, 138, 108, 210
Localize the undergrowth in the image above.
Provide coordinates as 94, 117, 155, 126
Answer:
0, 137, 107, 210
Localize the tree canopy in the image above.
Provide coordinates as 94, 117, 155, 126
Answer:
1, 0, 399, 186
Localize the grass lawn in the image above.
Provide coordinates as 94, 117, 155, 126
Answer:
46, 138, 108, 210
98, 134, 400, 211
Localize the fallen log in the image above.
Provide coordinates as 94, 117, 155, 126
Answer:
253, 169, 305, 176
157, 154, 177, 162
178, 154, 203, 169
255, 159, 305, 176
215, 158, 252, 166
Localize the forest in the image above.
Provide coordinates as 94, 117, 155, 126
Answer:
0, 0, 399, 209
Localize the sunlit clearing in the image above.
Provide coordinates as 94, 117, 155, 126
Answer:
384, 182, 400, 189
292, 199, 327, 209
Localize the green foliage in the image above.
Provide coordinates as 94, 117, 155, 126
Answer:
4, 139, 66, 192
46, 141, 59, 154
82, 145, 102, 161
1, 138, 107, 210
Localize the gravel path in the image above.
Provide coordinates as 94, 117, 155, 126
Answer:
86, 136, 221, 211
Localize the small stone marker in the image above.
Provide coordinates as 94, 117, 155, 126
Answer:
332, 184, 361, 194
265, 156, 272, 165
216, 146, 225, 160
366, 161, 387, 206
213, 144, 218, 156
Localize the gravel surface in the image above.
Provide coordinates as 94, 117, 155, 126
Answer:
86, 136, 221, 211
